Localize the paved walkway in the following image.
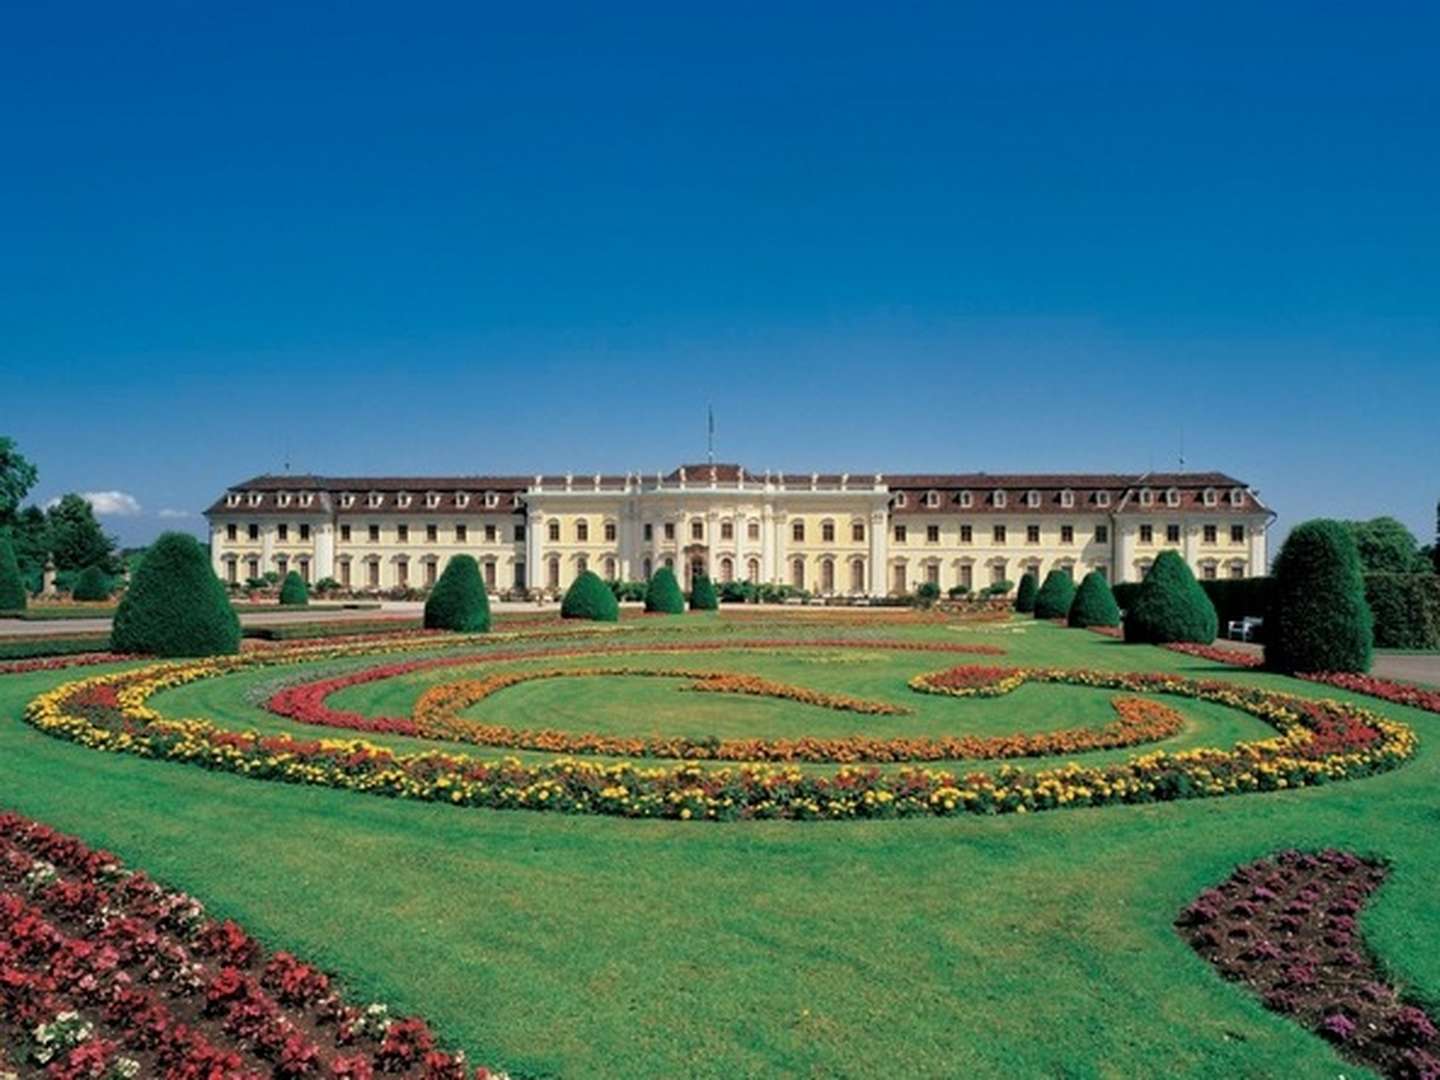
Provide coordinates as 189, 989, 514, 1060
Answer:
1218, 639, 1440, 687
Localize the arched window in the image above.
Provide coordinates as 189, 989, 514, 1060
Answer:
820, 557, 835, 594
719, 556, 734, 583
604, 557, 616, 581
851, 520, 865, 542
483, 561, 496, 589
893, 563, 907, 593
746, 558, 760, 583
791, 557, 805, 589
642, 557, 652, 579
547, 557, 560, 589
850, 559, 865, 593
576, 520, 589, 542
691, 519, 704, 541
547, 520, 560, 542
821, 520, 835, 543
576, 555, 588, 574
792, 520, 805, 543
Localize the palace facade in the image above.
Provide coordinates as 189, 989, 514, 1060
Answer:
204, 465, 1274, 596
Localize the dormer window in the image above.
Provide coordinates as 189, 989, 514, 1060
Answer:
1203, 487, 1217, 507
397, 492, 412, 509
484, 491, 500, 509
958, 490, 973, 508
1060, 489, 1074, 508
1026, 490, 1041, 509
924, 490, 940, 509
1139, 488, 1154, 507
1096, 491, 1111, 508
1230, 487, 1245, 506
894, 492, 907, 508
1165, 487, 1180, 508
425, 492, 440, 509
226, 493, 241, 508
456, 493, 470, 509
248, 492, 262, 507
367, 492, 383, 508
340, 493, 355, 509
277, 492, 292, 508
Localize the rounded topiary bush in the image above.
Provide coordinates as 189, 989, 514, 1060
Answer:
1032, 569, 1078, 620
1068, 571, 1121, 628
690, 573, 718, 611
561, 570, 620, 622
110, 532, 240, 657
423, 555, 491, 632
278, 571, 309, 607
1266, 519, 1373, 674
644, 566, 685, 614
71, 565, 112, 602
0, 535, 26, 611
1122, 550, 1218, 644
1015, 572, 1039, 613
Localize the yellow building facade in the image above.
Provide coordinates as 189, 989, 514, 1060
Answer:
204, 464, 1273, 595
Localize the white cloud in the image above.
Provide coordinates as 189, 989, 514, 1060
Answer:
157, 508, 193, 519
45, 491, 144, 517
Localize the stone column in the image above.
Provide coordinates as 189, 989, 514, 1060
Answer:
261, 525, 275, 574
526, 511, 542, 594
705, 507, 718, 579
1116, 522, 1135, 583
869, 508, 888, 596
315, 522, 336, 580
1248, 519, 1267, 576
772, 511, 788, 586
760, 504, 775, 582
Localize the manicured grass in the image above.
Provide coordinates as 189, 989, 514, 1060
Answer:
2, 618, 1437, 1077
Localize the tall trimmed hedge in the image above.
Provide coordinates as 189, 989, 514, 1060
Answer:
423, 555, 491, 632
1123, 550, 1218, 645
1112, 581, 1142, 612
110, 532, 240, 657
644, 567, 685, 614
0, 535, 27, 610
71, 565, 112, 602
278, 571, 309, 607
1068, 571, 1121, 628
1266, 519, 1372, 674
1363, 574, 1440, 649
690, 573, 718, 611
1015, 572, 1039, 613
1032, 569, 1077, 620
562, 570, 620, 622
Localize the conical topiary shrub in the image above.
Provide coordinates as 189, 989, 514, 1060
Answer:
424, 555, 491, 632
71, 565, 112, 602
1015, 572, 1039, 614
111, 532, 240, 657
644, 566, 685, 614
561, 570, 620, 622
1067, 571, 1121, 628
278, 570, 309, 606
1032, 569, 1078, 620
1122, 550, 1218, 644
1266, 519, 1373, 674
0, 535, 26, 611
690, 573, 718, 611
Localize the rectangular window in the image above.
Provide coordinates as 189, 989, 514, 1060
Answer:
960, 525, 972, 544
644, 523, 654, 542
747, 521, 760, 541
226, 559, 237, 583
1139, 525, 1153, 544
226, 524, 237, 542
926, 524, 940, 544
425, 561, 437, 586
426, 524, 437, 542
691, 520, 704, 541
277, 524, 288, 541
248, 523, 259, 541
368, 561, 379, 588
247, 557, 260, 580
397, 524, 409, 542
823, 522, 836, 543
299, 524, 310, 541
1060, 525, 1074, 544
993, 525, 1007, 544
960, 564, 972, 589
1166, 524, 1181, 544
606, 522, 618, 542
369, 525, 381, 543
455, 524, 467, 543
486, 524, 497, 543
1095, 524, 1109, 543
340, 524, 351, 542
852, 522, 865, 542
396, 560, 408, 586
578, 521, 590, 542
484, 562, 496, 589
1230, 563, 1246, 579
894, 525, 907, 543
926, 563, 939, 585
991, 562, 1006, 585
664, 523, 675, 541
1203, 563, 1217, 580
1026, 525, 1040, 544
548, 521, 560, 542
1231, 525, 1246, 543
792, 521, 805, 542
514, 525, 525, 542
1203, 525, 1217, 544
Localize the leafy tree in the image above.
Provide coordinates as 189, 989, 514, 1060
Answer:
9, 505, 50, 591
1033, 569, 1078, 619
0, 437, 38, 527
643, 567, 685, 614
690, 573, 719, 611
0, 534, 26, 610
1067, 571, 1121, 628
1122, 551, 1219, 644
423, 555, 491, 632
1346, 517, 1420, 575
70, 565, 113, 602
1266, 519, 1373, 674
278, 571, 309, 606
1015, 572, 1039, 613
1433, 499, 1440, 574
46, 494, 119, 573
110, 533, 240, 656
562, 570, 620, 621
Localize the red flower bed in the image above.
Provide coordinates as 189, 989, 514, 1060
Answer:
1300, 672, 1440, 716
1178, 850, 1440, 1079
0, 811, 500, 1078
0, 653, 142, 676
1162, 642, 1264, 668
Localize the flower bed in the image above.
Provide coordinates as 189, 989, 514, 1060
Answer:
1178, 849, 1440, 1079
0, 809, 500, 1078
1299, 672, 1440, 716
1162, 642, 1265, 668
21, 646, 1416, 820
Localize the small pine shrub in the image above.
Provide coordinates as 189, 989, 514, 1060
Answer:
70, 565, 112, 602
110, 532, 240, 657
690, 573, 718, 611
423, 555, 491, 632
0, 535, 25, 611
1015, 572, 1039, 613
562, 570, 620, 622
1123, 551, 1219, 644
1033, 569, 1078, 620
278, 571, 309, 606
1068, 571, 1121, 628
644, 567, 685, 614
1266, 519, 1373, 673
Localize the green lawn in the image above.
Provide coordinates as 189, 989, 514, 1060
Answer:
2, 618, 1437, 1078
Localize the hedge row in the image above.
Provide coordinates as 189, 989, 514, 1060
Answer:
1364, 573, 1440, 649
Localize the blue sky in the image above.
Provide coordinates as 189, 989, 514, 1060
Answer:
4, 2, 1436, 552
